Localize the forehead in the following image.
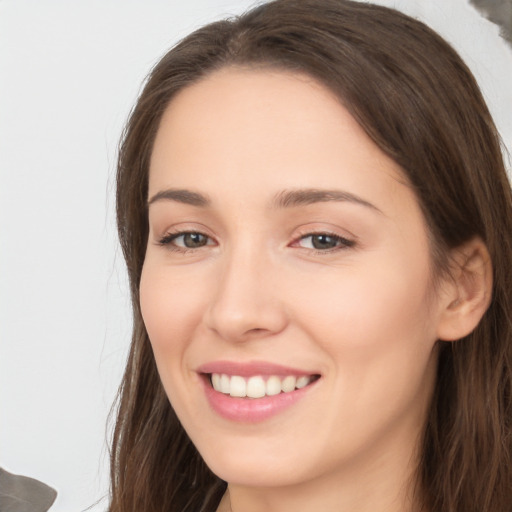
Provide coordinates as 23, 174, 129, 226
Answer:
148, 67, 411, 213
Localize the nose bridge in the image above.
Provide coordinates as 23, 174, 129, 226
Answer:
205, 236, 287, 342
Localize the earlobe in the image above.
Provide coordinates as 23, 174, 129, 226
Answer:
436, 237, 493, 342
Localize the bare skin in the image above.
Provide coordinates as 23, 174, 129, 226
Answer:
141, 68, 492, 512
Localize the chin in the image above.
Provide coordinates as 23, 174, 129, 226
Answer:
205, 456, 307, 488
190, 429, 331, 489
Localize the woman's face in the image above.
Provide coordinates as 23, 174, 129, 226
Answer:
141, 69, 447, 490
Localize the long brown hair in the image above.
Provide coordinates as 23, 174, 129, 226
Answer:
110, 1, 512, 510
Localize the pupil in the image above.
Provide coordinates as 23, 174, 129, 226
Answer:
184, 233, 206, 248
312, 234, 336, 249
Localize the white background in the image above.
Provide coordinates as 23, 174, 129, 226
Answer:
1, 1, 511, 511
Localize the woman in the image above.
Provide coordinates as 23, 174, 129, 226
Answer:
110, 0, 512, 511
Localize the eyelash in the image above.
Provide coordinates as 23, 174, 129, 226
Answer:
293, 231, 356, 253
157, 231, 213, 253
157, 230, 356, 254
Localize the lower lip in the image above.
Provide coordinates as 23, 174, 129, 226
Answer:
201, 376, 318, 422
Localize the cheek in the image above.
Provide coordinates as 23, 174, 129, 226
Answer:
139, 261, 215, 429
290, 250, 438, 398
139, 262, 207, 364
297, 255, 433, 338
286, 259, 439, 460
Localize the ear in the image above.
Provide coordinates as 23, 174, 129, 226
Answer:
436, 237, 493, 341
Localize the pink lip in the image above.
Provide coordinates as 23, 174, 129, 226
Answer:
197, 360, 320, 423
197, 360, 316, 378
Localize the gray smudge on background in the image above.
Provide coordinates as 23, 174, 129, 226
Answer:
470, 0, 512, 44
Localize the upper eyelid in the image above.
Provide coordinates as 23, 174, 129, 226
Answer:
292, 232, 355, 248
155, 223, 216, 240
157, 228, 352, 239
292, 226, 356, 242
158, 230, 215, 244
157, 229, 355, 252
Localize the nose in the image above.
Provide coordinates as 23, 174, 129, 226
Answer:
204, 248, 288, 343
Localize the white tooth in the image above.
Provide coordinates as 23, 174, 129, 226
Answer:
281, 375, 297, 393
220, 374, 230, 394
247, 376, 266, 398
296, 376, 311, 389
230, 375, 247, 397
266, 376, 282, 396
211, 373, 221, 391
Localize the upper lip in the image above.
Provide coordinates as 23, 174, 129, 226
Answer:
197, 360, 319, 377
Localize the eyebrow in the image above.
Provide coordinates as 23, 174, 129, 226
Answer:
148, 189, 211, 207
147, 187, 381, 213
272, 188, 382, 213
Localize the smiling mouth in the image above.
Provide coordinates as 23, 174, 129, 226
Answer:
208, 373, 321, 399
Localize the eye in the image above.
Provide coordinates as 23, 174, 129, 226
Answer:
296, 233, 355, 251
158, 231, 213, 249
